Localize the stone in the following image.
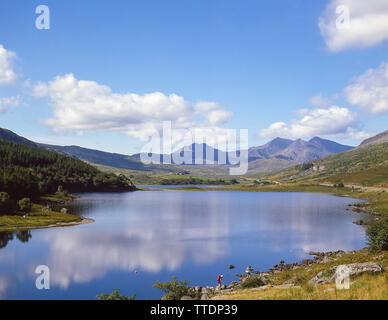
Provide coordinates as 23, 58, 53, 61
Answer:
227, 281, 238, 289
302, 259, 314, 265
309, 262, 383, 285
320, 256, 335, 263
60, 208, 68, 214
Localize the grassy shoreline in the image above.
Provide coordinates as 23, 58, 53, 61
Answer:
212, 248, 388, 300
0, 194, 92, 232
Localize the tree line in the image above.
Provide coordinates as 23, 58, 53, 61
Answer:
0, 138, 135, 214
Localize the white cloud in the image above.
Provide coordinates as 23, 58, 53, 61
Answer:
319, 0, 388, 51
258, 106, 370, 140
0, 45, 17, 85
33, 74, 233, 145
194, 101, 234, 125
344, 62, 388, 114
309, 93, 332, 109
0, 96, 21, 114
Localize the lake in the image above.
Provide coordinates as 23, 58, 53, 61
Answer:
0, 189, 368, 300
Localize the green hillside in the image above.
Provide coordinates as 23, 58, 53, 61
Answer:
0, 138, 136, 203
264, 142, 388, 186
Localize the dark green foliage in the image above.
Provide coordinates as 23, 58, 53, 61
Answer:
153, 276, 190, 300
0, 192, 14, 214
367, 218, 388, 251
301, 162, 313, 171
240, 276, 266, 289
97, 289, 136, 300
0, 138, 135, 202
334, 183, 345, 188
18, 198, 32, 213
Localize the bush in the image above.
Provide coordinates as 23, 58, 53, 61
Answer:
366, 218, 388, 251
301, 162, 313, 171
240, 276, 266, 289
97, 289, 135, 300
18, 198, 32, 213
153, 276, 190, 300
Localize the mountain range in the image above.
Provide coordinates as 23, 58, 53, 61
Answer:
266, 131, 388, 187
0, 127, 359, 174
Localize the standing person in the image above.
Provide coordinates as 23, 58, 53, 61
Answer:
217, 274, 223, 288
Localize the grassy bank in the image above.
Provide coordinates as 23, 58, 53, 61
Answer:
213, 249, 388, 300
0, 194, 85, 232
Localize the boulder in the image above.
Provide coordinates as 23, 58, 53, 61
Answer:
309, 262, 383, 285
320, 256, 335, 263
302, 259, 314, 265
60, 208, 68, 214
227, 281, 238, 289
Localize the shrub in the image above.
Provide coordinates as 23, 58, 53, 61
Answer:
153, 276, 190, 300
366, 218, 388, 251
334, 183, 345, 188
18, 198, 32, 213
240, 276, 266, 289
301, 162, 313, 171
97, 289, 135, 300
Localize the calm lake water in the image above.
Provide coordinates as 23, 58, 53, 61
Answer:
0, 189, 368, 300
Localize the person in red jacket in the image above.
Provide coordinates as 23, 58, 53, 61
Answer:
217, 274, 223, 288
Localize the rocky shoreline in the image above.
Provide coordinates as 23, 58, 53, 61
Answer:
179, 250, 384, 300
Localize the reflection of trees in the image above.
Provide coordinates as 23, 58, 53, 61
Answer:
0, 233, 13, 249
0, 230, 32, 249
16, 231, 32, 243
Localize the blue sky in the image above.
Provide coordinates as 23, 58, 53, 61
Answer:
1, 0, 388, 154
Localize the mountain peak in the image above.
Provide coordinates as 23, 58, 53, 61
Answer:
309, 136, 324, 142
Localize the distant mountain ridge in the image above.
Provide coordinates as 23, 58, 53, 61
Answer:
248, 136, 353, 163
39, 143, 151, 171
265, 130, 388, 187
0, 128, 355, 173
